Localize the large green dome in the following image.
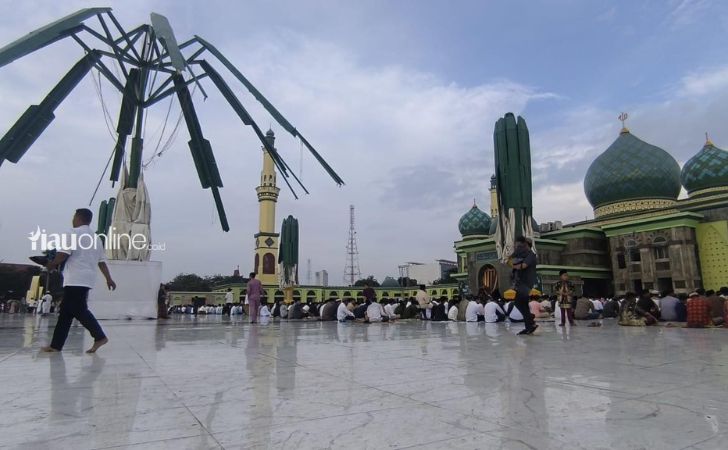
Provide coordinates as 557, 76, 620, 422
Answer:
458, 204, 491, 237
584, 130, 681, 216
681, 141, 728, 197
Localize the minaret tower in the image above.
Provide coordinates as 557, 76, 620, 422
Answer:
489, 174, 499, 218
253, 129, 281, 285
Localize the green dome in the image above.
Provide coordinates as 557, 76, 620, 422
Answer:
584, 131, 681, 211
459, 205, 491, 237
681, 141, 728, 196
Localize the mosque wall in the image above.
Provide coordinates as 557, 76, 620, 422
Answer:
607, 226, 700, 295
696, 221, 728, 290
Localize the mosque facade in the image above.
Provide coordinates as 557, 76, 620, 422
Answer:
454, 126, 728, 298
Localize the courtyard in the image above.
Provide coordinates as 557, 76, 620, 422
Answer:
1, 316, 727, 449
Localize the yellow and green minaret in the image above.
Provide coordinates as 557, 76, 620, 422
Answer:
254, 129, 280, 285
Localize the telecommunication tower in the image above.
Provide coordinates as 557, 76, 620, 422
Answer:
344, 205, 361, 286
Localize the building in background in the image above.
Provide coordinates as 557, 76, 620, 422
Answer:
398, 260, 457, 285
454, 126, 728, 298
315, 270, 329, 287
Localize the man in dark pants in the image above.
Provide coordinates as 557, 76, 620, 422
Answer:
41, 208, 117, 354
510, 236, 539, 335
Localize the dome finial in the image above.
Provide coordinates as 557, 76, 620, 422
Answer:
473, 197, 477, 207
618, 112, 629, 134
705, 132, 714, 146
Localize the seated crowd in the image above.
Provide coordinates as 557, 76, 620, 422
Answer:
168, 285, 728, 329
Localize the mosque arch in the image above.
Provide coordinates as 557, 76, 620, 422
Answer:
254, 254, 260, 274
274, 290, 285, 300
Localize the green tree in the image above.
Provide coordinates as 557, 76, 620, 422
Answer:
167, 273, 210, 292
354, 275, 380, 287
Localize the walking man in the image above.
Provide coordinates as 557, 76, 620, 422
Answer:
247, 272, 262, 323
41, 208, 116, 354
510, 236, 539, 335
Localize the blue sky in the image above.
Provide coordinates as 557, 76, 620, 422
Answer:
1, 0, 727, 283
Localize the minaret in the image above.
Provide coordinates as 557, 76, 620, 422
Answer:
489, 174, 498, 218
253, 129, 281, 285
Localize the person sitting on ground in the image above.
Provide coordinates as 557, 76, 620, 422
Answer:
353, 300, 368, 319
401, 299, 419, 319
529, 289, 550, 319
287, 299, 303, 320
484, 298, 506, 323
383, 299, 397, 319
270, 300, 280, 317
394, 299, 406, 317
539, 295, 552, 314
618, 292, 649, 326
602, 297, 620, 319
431, 297, 448, 321
447, 299, 459, 321
675, 293, 688, 322
320, 298, 339, 321
365, 298, 388, 323
416, 285, 433, 320
686, 291, 713, 328
574, 296, 599, 320
456, 296, 470, 322
659, 290, 680, 322
636, 290, 660, 323
503, 289, 523, 322
465, 297, 484, 322
259, 300, 271, 318
591, 298, 604, 315
705, 290, 725, 326
337, 298, 355, 322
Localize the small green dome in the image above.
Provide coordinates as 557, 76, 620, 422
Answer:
584, 131, 681, 210
681, 141, 728, 196
459, 204, 491, 237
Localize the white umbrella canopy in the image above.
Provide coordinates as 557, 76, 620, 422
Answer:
107, 167, 151, 261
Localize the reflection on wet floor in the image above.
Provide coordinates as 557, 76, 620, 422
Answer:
1, 314, 727, 449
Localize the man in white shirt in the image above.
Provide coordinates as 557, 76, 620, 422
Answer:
42, 208, 116, 354
506, 301, 524, 322
447, 303, 459, 321
465, 299, 484, 322
366, 299, 387, 322
225, 288, 233, 305
484, 299, 506, 323
337, 299, 355, 322
384, 300, 399, 320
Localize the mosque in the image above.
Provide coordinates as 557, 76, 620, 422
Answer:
453, 123, 728, 298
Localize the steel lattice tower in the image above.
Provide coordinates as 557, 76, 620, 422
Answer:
344, 205, 361, 286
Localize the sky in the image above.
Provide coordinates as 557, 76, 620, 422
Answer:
1, 0, 727, 284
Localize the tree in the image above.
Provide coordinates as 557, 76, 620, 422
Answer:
167, 273, 210, 292
354, 275, 380, 287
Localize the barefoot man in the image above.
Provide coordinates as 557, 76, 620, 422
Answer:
41, 208, 116, 354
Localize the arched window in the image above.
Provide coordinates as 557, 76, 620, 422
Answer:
263, 253, 275, 274
306, 290, 317, 302
274, 290, 285, 300
254, 254, 260, 274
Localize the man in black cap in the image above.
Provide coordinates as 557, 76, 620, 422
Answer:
510, 236, 538, 335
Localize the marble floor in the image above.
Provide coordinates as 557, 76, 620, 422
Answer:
1, 315, 728, 450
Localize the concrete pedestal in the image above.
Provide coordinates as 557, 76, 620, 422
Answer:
89, 260, 162, 319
